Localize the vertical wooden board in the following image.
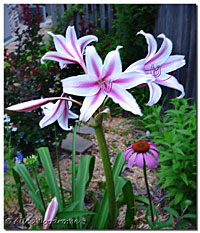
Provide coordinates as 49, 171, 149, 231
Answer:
66, 4, 73, 26
154, 4, 197, 104
50, 4, 57, 28
76, 13, 81, 37
107, 4, 113, 32
84, 4, 89, 27
100, 4, 105, 29
91, 4, 97, 26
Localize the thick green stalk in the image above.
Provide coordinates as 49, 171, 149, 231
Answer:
91, 114, 116, 228
143, 161, 154, 223
72, 122, 78, 202
54, 126, 65, 207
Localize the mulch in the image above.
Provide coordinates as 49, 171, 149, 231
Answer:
4, 116, 195, 230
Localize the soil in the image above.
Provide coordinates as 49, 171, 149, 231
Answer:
4, 116, 195, 230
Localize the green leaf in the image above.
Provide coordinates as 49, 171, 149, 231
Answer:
12, 168, 29, 228
180, 173, 189, 186
36, 147, 62, 211
122, 179, 135, 229
174, 193, 183, 205
13, 164, 44, 214
134, 195, 149, 205
75, 155, 95, 211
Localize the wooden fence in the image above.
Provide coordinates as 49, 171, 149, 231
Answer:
154, 4, 197, 104
45, 4, 114, 36
46, 4, 197, 104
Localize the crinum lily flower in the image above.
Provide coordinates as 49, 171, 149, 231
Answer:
62, 45, 154, 122
6, 93, 79, 130
41, 26, 98, 73
125, 30, 185, 106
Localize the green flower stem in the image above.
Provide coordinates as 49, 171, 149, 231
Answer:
72, 122, 78, 202
54, 126, 65, 207
33, 169, 46, 212
90, 114, 116, 228
143, 161, 154, 223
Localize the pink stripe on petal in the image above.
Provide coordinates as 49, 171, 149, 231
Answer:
145, 34, 172, 68
80, 90, 106, 122
70, 28, 83, 63
55, 36, 74, 58
41, 99, 64, 126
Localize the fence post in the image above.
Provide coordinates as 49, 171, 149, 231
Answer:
107, 4, 113, 33
50, 4, 57, 28
100, 4, 106, 30
91, 4, 98, 26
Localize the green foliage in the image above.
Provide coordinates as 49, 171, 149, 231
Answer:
127, 98, 196, 225
4, 6, 77, 155
112, 4, 160, 68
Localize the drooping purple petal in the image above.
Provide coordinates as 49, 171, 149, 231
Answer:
146, 82, 162, 106
6, 97, 62, 112
78, 35, 98, 54
43, 197, 58, 230
145, 34, 173, 71
85, 46, 103, 78
135, 153, 144, 168
155, 73, 185, 98
108, 84, 142, 116
137, 30, 157, 61
112, 72, 154, 89
144, 152, 157, 169
161, 55, 186, 73
124, 59, 146, 73
128, 152, 137, 168
62, 74, 99, 96
101, 46, 123, 80
149, 149, 159, 161
80, 90, 106, 122
124, 146, 134, 160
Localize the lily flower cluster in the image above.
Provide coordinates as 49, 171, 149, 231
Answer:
7, 26, 185, 130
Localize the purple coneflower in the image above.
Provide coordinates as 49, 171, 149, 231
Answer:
124, 141, 159, 169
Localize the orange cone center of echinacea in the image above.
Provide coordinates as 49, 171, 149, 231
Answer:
132, 141, 149, 152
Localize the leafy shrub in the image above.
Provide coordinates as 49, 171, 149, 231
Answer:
131, 98, 196, 225
4, 5, 77, 155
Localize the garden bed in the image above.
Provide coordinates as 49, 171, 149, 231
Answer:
5, 116, 195, 230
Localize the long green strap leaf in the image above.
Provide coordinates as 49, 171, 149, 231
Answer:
12, 168, 29, 228
93, 152, 125, 229
13, 164, 44, 213
36, 147, 62, 211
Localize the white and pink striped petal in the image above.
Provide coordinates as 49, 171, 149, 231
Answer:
62, 74, 99, 97
107, 84, 142, 116
146, 82, 162, 106
145, 33, 173, 71
161, 55, 186, 73
78, 35, 98, 54
101, 46, 123, 81
137, 30, 157, 62
80, 90, 106, 122
155, 73, 185, 99
85, 46, 103, 78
